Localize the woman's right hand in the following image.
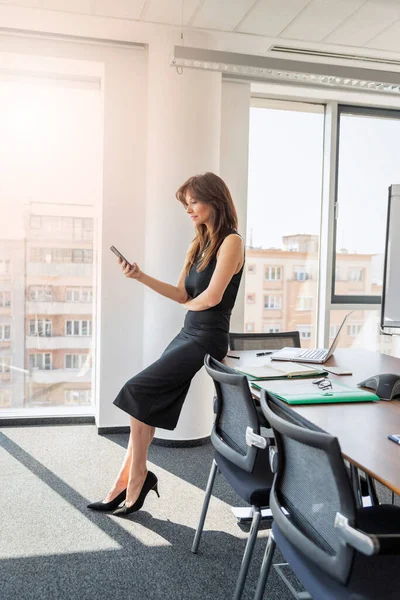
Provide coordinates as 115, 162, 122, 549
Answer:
118, 257, 143, 280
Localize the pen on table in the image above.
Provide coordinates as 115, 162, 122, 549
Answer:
227, 355, 240, 360
256, 351, 274, 357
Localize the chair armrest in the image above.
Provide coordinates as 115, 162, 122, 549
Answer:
335, 513, 400, 555
246, 427, 267, 449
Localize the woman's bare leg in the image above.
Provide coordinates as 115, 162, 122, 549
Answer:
103, 431, 134, 503
125, 417, 155, 507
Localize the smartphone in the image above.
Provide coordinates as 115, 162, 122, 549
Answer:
110, 245, 130, 265
388, 434, 400, 445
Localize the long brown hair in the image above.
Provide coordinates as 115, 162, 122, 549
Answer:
176, 172, 238, 273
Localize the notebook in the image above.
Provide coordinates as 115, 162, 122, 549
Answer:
251, 378, 379, 405
271, 312, 352, 364
231, 361, 327, 381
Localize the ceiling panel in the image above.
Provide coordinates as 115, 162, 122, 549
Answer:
325, 0, 400, 46
143, 0, 201, 26
365, 20, 400, 52
281, 0, 367, 42
95, 0, 146, 21
237, 0, 312, 37
192, 0, 256, 32
40, 0, 92, 13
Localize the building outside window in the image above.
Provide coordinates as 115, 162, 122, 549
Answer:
265, 266, 282, 281
29, 286, 53, 301
348, 269, 363, 282
0, 356, 11, 373
0, 291, 11, 307
294, 267, 311, 281
0, 324, 11, 340
29, 353, 52, 370
330, 324, 340, 338
0, 389, 11, 407
247, 264, 256, 274
29, 319, 52, 337
0, 260, 10, 274
65, 354, 87, 369
296, 297, 313, 311
297, 325, 312, 339
66, 287, 93, 302
264, 295, 282, 309
247, 293, 255, 304
347, 323, 363, 337
65, 320, 92, 336
245, 322, 254, 332
64, 389, 91, 404
263, 324, 280, 333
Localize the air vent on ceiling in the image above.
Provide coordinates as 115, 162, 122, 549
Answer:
269, 45, 400, 67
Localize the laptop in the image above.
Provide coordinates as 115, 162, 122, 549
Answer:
271, 312, 352, 364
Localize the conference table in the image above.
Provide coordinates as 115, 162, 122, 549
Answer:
224, 348, 400, 496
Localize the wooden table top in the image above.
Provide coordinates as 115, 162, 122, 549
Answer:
224, 348, 400, 495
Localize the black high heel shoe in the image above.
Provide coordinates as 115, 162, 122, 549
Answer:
113, 471, 159, 516
87, 488, 127, 511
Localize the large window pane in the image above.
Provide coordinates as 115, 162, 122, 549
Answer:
334, 106, 400, 303
245, 100, 324, 347
0, 76, 101, 413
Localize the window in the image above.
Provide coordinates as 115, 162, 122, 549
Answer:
64, 389, 91, 405
264, 295, 282, 309
245, 322, 254, 332
347, 324, 363, 337
30, 215, 41, 228
0, 356, 11, 373
29, 353, 52, 370
297, 325, 312, 340
0, 260, 10, 274
247, 264, 256, 274
29, 286, 53, 301
29, 319, 52, 337
65, 354, 87, 369
348, 269, 363, 282
294, 267, 311, 281
66, 287, 93, 302
0, 389, 11, 407
65, 320, 92, 336
0, 324, 11, 340
296, 297, 313, 311
30, 247, 92, 263
265, 266, 282, 281
263, 324, 280, 333
247, 293, 255, 304
0, 291, 11, 307
330, 324, 340, 338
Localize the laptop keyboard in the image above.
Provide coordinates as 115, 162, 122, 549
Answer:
298, 349, 327, 360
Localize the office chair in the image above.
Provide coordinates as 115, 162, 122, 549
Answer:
252, 390, 400, 600
229, 331, 300, 351
192, 355, 274, 600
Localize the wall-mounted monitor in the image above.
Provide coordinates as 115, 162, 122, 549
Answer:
381, 185, 400, 333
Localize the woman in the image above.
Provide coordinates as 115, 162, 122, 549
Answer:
88, 172, 244, 516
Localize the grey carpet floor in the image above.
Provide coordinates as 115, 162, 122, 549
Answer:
0, 424, 296, 600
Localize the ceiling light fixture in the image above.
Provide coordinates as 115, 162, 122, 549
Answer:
171, 46, 400, 95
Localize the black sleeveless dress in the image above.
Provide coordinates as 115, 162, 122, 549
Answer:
113, 232, 244, 431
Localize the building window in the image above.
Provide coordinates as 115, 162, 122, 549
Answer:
264, 295, 282, 309
29, 319, 52, 337
347, 324, 363, 337
330, 324, 340, 338
0, 389, 11, 407
64, 389, 92, 405
29, 286, 53, 301
247, 264, 256, 274
296, 297, 313, 311
0, 356, 11, 373
0, 324, 11, 340
245, 322, 254, 332
65, 320, 92, 336
348, 269, 363, 282
30, 248, 93, 263
294, 267, 311, 281
0, 260, 10, 274
29, 353, 52, 370
247, 293, 255, 304
0, 291, 11, 307
66, 287, 93, 302
263, 324, 280, 333
297, 325, 312, 340
265, 266, 282, 281
65, 354, 87, 369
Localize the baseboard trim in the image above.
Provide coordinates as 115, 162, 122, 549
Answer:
98, 426, 130, 435
0, 416, 95, 427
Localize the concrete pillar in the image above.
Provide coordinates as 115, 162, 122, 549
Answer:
144, 34, 221, 442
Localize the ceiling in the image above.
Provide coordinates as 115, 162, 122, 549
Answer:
3, 0, 400, 57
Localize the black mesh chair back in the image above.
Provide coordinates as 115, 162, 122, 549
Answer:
229, 331, 300, 351
260, 389, 357, 585
204, 355, 260, 473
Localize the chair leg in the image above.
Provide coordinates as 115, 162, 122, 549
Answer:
233, 507, 262, 600
191, 459, 218, 554
253, 532, 276, 600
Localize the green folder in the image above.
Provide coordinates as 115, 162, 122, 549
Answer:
251, 379, 379, 405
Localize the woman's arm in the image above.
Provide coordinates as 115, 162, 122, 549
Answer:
183, 234, 244, 312
118, 254, 190, 305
